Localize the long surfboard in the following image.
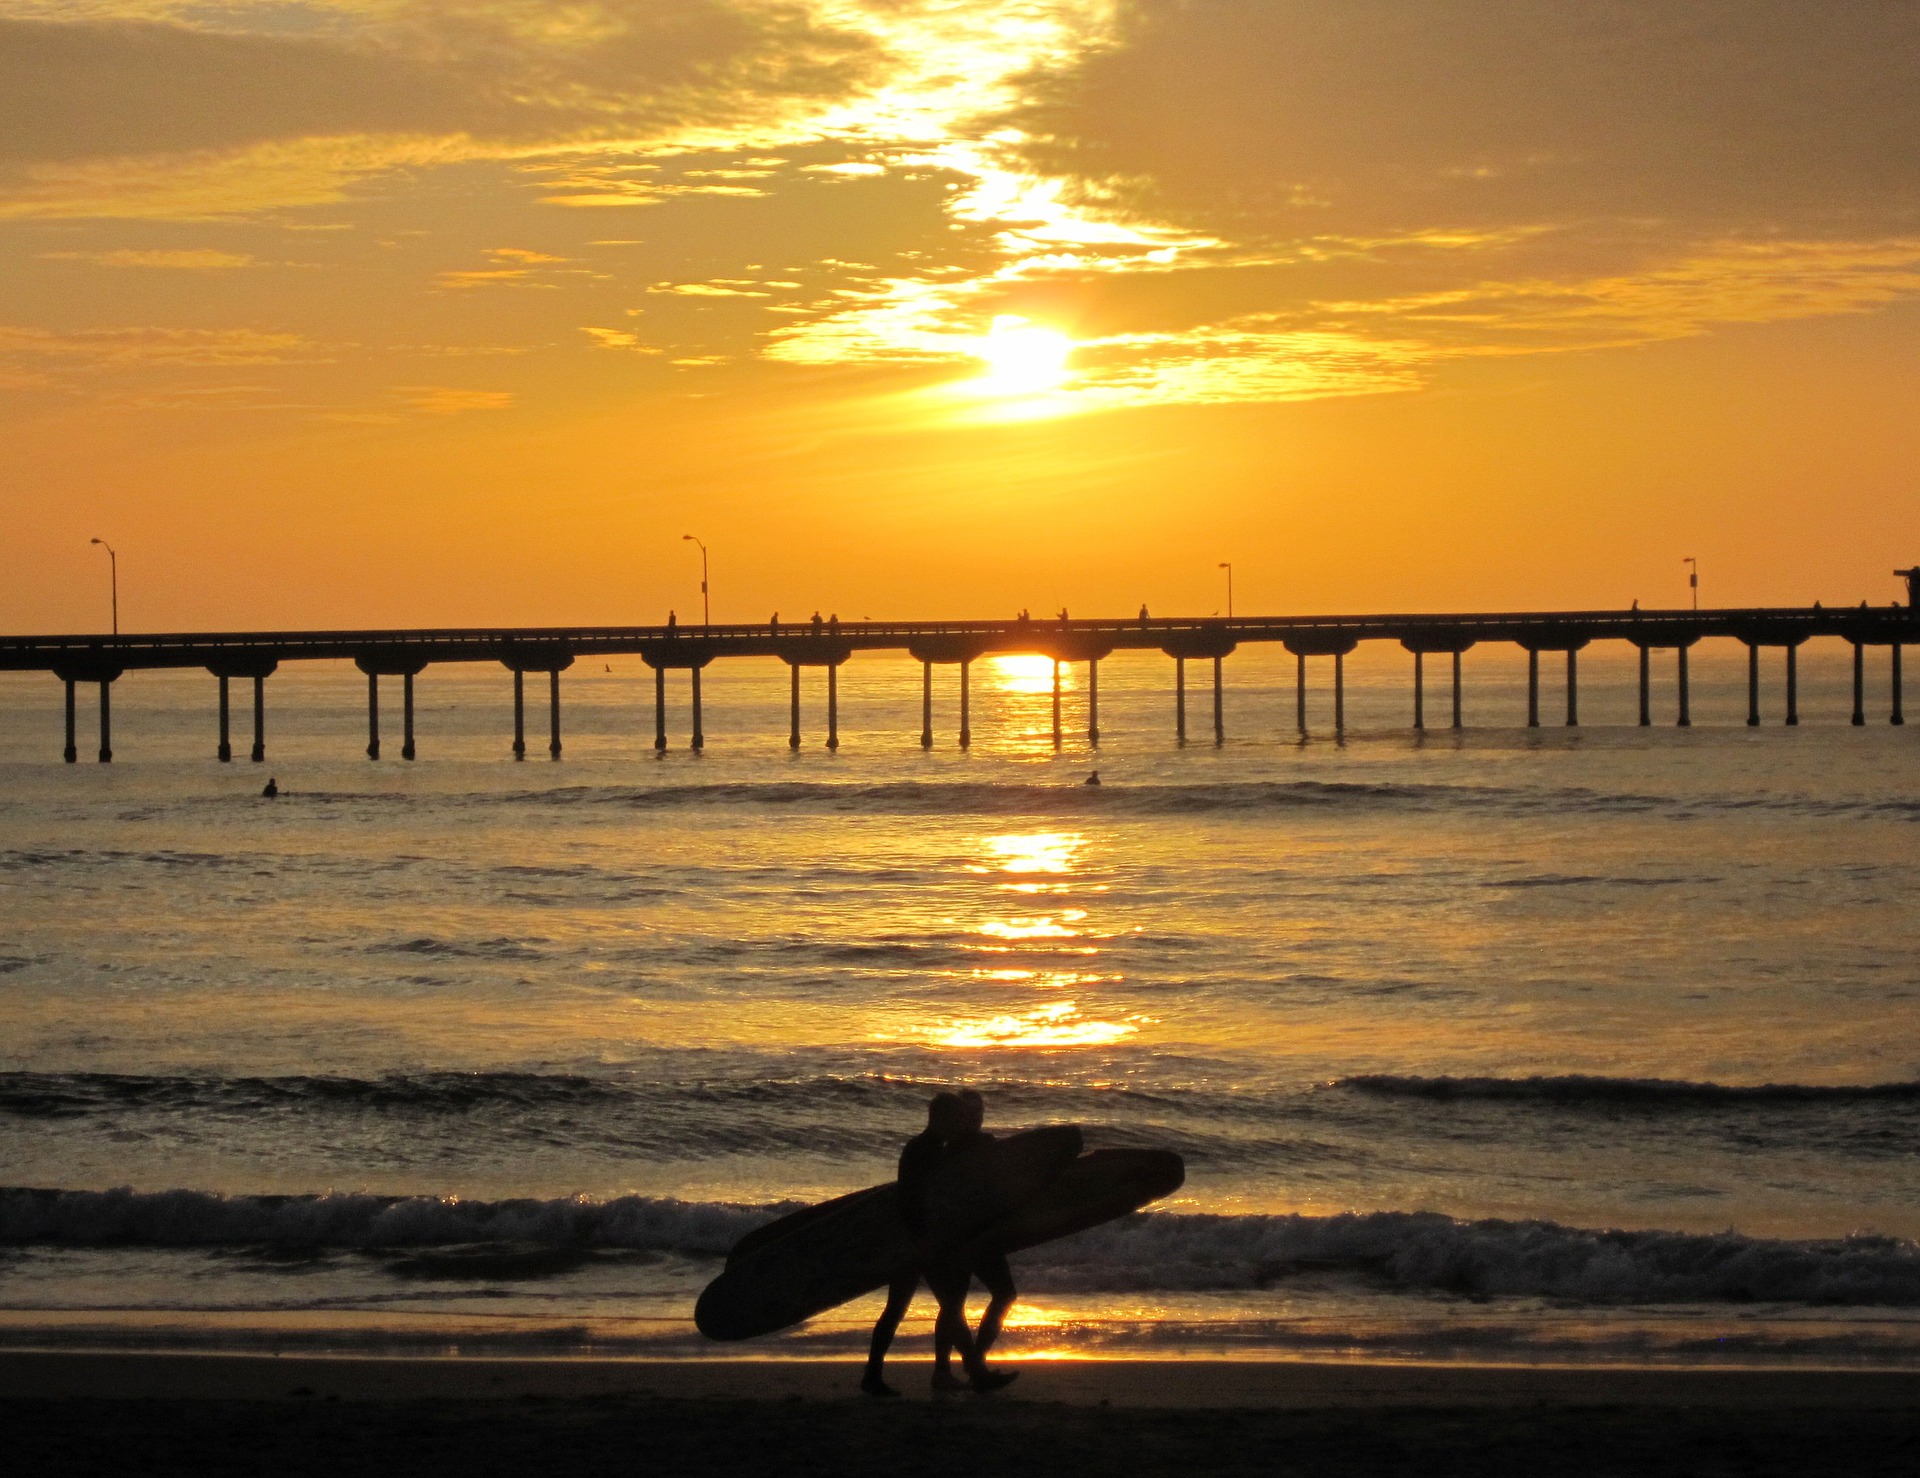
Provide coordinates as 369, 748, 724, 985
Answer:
978, 1146, 1184, 1258
728, 1146, 1186, 1272
695, 1124, 1083, 1341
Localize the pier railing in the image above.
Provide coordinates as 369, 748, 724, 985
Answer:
4, 604, 1913, 762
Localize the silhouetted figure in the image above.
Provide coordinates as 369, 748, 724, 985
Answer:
1084, 771, 1101, 786
829, 613, 839, 634
770, 613, 780, 631
1139, 604, 1149, 626
1630, 599, 1639, 613
862, 1091, 1017, 1398
812, 611, 823, 632
668, 610, 678, 629
1058, 607, 1069, 624
928, 1090, 1019, 1392
261, 777, 278, 798
1897, 568, 1920, 607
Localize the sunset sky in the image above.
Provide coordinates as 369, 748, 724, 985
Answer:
4, 2, 1918, 631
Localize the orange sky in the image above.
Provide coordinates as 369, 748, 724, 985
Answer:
4, 2, 1917, 632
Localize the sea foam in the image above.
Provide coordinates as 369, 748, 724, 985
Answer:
6, 1186, 1919, 1307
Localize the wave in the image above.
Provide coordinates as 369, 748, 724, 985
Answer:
0, 1186, 770, 1255
437, 778, 1920, 821
0, 1071, 624, 1118
0, 1067, 1252, 1123
1335, 1074, 1920, 1106
7, 1187, 1920, 1307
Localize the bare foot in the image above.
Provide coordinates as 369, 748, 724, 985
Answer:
969, 1368, 1019, 1394
930, 1369, 965, 1394
860, 1373, 899, 1398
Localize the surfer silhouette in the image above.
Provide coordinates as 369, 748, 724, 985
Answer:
861, 1091, 1017, 1397
927, 1089, 1019, 1391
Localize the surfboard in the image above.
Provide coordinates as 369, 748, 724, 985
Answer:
695, 1124, 1083, 1341
981, 1146, 1184, 1257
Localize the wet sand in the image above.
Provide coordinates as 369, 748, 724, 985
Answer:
5, 1353, 1919, 1476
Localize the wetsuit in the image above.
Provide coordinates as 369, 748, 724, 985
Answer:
862, 1128, 983, 1392
928, 1129, 1017, 1372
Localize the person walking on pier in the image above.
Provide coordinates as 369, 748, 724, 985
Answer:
1139, 604, 1150, 626
812, 611, 823, 632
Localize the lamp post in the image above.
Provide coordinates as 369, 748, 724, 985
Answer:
90, 538, 118, 634
1683, 556, 1698, 610
1219, 562, 1233, 619
682, 534, 710, 626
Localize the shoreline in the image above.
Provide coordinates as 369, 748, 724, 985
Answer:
7, 1349, 1920, 1407
8, 1351, 1920, 1478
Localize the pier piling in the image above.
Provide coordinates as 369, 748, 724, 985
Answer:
63, 679, 77, 763
826, 662, 839, 751
1527, 650, 1540, 727
1894, 644, 1905, 726
1213, 655, 1225, 745
217, 675, 232, 762
366, 672, 380, 760
512, 670, 526, 759
1175, 656, 1187, 743
402, 673, 416, 760
789, 664, 801, 750
1638, 645, 1651, 726
1296, 652, 1307, 735
1852, 642, 1866, 726
1677, 646, 1691, 727
1088, 659, 1100, 745
1786, 645, 1799, 726
549, 670, 562, 758
1452, 651, 1463, 729
1334, 651, 1346, 735
1413, 651, 1425, 731
1052, 659, 1063, 749
1565, 649, 1579, 726
654, 665, 668, 751
959, 659, 971, 749
920, 661, 933, 749
97, 679, 112, 763
251, 676, 265, 762
689, 667, 703, 752
1747, 645, 1761, 726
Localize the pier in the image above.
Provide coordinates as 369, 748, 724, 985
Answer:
4, 601, 1913, 761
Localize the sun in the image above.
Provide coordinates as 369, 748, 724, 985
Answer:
972, 315, 1074, 396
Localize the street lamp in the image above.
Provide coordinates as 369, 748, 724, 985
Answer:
1683, 556, 1698, 610
90, 538, 118, 634
682, 534, 710, 626
1218, 562, 1233, 619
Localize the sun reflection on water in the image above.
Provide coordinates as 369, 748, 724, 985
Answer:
978, 911, 1086, 940
973, 831, 1084, 873
921, 1000, 1145, 1048
987, 654, 1074, 695
963, 969, 1107, 988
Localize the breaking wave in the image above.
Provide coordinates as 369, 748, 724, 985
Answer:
7, 1187, 1920, 1307
1335, 1074, 1920, 1106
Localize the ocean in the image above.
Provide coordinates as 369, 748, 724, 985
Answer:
3, 636, 1918, 1368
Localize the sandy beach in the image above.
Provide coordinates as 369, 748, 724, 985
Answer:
6, 1353, 1919, 1476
